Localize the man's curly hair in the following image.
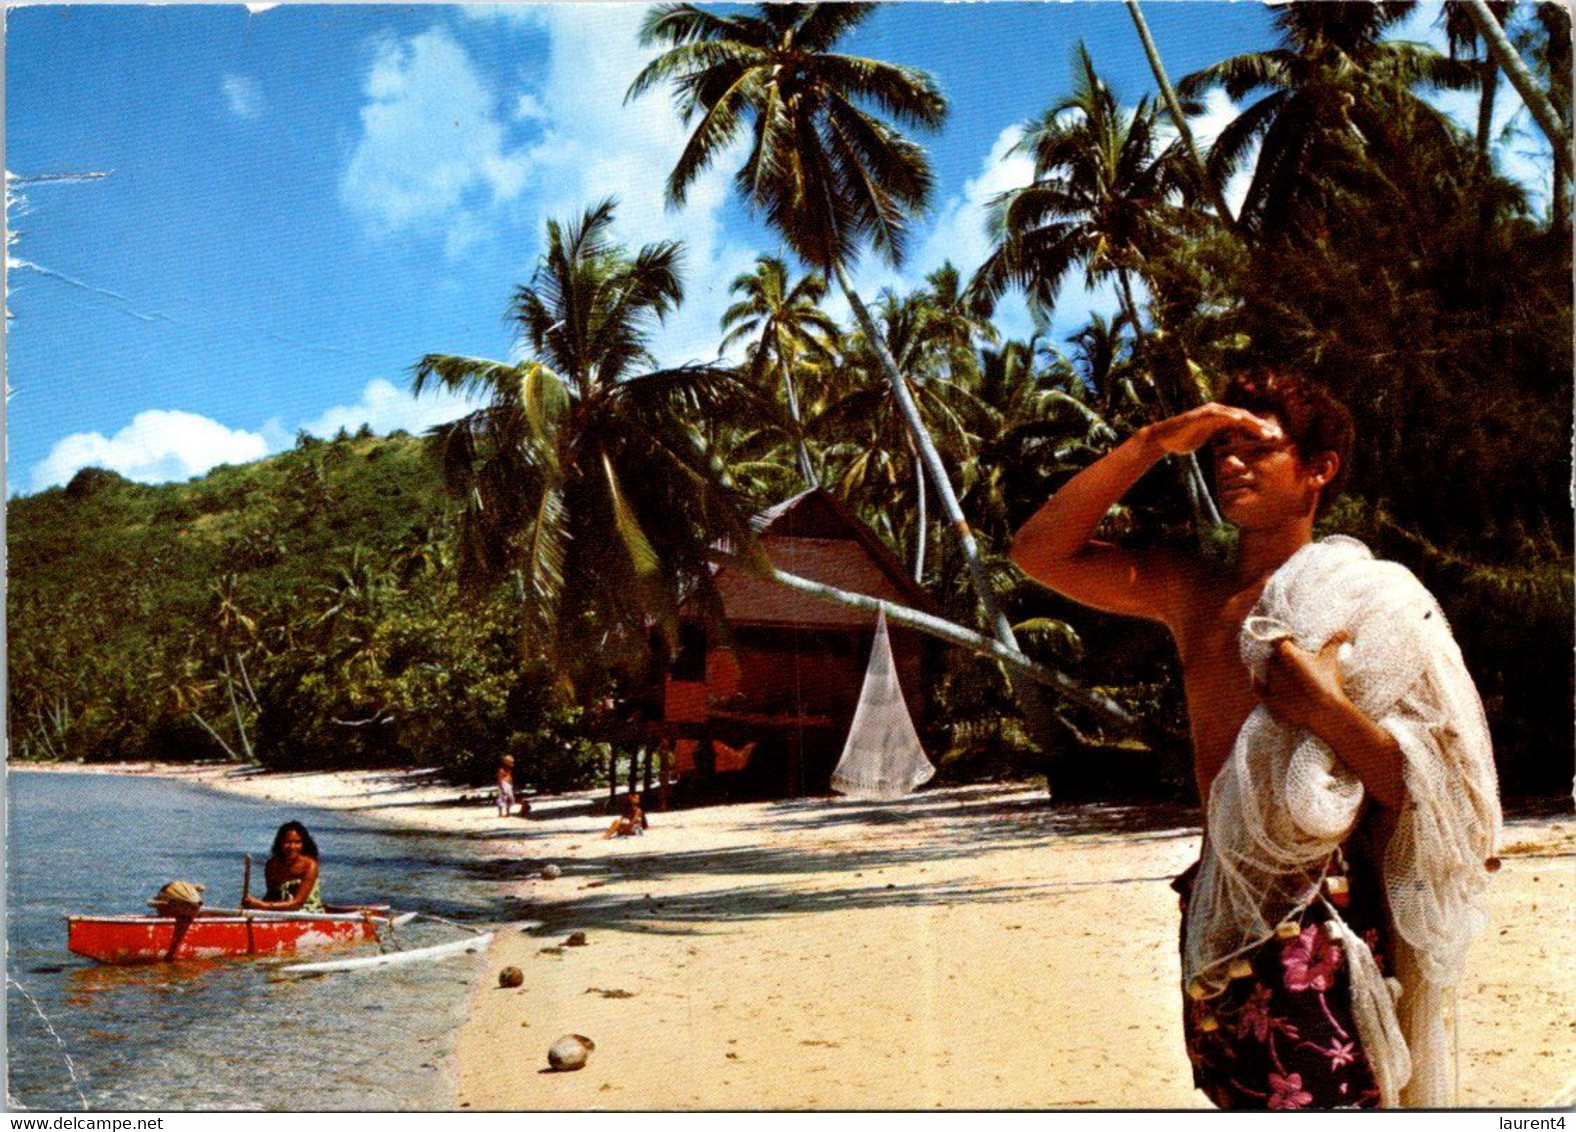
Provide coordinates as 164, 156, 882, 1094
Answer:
1219, 368, 1355, 517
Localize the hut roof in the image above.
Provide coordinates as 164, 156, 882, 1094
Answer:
701, 488, 937, 628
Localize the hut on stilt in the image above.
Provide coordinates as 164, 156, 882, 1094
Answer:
659, 488, 939, 800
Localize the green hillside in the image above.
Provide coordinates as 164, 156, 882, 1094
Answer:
12, 430, 439, 627
7, 429, 604, 788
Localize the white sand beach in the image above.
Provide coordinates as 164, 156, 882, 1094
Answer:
19, 762, 1573, 1109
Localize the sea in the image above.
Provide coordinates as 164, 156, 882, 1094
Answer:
5, 769, 514, 1111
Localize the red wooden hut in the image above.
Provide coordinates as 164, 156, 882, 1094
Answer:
662, 488, 939, 798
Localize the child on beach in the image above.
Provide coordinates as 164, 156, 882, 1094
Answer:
603, 792, 647, 839
496, 755, 516, 817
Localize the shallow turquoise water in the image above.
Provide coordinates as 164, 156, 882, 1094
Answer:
6, 770, 509, 1111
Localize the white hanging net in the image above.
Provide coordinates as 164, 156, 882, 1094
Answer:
831, 608, 935, 801
1184, 537, 1501, 1108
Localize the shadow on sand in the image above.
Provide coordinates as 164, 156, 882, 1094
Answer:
449, 788, 1203, 937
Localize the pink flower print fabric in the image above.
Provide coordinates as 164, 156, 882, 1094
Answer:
1268, 1072, 1314, 1110
1173, 849, 1388, 1110
1282, 924, 1344, 992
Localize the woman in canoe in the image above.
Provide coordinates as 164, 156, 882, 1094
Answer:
242, 821, 324, 912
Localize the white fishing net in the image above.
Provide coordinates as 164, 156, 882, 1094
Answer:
831, 608, 935, 801
1183, 537, 1501, 1108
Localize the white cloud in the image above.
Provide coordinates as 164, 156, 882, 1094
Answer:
512, 92, 549, 123
1176, 87, 1255, 216
339, 26, 533, 256
915, 124, 1034, 283
30, 410, 271, 492
340, 10, 755, 356
27, 381, 483, 493
222, 74, 263, 120
258, 416, 293, 453
296, 377, 481, 439
500, 5, 757, 366
461, 5, 546, 27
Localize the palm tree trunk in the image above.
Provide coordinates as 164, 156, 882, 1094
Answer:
191, 710, 244, 762
1555, 152, 1570, 235
222, 655, 256, 762
777, 353, 819, 489
1124, 0, 1239, 231
1116, 269, 1222, 529
831, 265, 1084, 775
909, 434, 927, 582
756, 562, 1134, 728
834, 264, 1016, 652
1461, 0, 1572, 183
1477, 57, 1500, 156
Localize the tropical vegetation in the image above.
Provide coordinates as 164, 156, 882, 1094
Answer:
10, 1, 1571, 799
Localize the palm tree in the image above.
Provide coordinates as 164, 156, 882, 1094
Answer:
1177, 1, 1477, 239
1443, 0, 1517, 156
391, 522, 449, 588
914, 262, 998, 378
816, 282, 990, 580
1512, 0, 1573, 232
967, 333, 1129, 538
209, 573, 258, 655
1467, 0, 1571, 166
1123, 0, 1238, 230
314, 547, 385, 635
412, 200, 765, 673
630, 3, 1114, 766
972, 44, 1219, 526
971, 44, 1182, 337
1066, 314, 1148, 421
629, 3, 1034, 671
206, 572, 262, 760
719, 255, 839, 488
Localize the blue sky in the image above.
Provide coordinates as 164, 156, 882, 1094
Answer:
4, 2, 1555, 495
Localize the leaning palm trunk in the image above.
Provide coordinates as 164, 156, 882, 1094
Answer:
755, 562, 1133, 728
834, 265, 1017, 650
833, 265, 1072, 769
1460, 0, 1571, 182
909, 433, 927, 582
1124, 0, 1238, 231
222, 655, 256, 762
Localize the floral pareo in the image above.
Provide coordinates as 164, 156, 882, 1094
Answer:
1174, 850, 1390, 1110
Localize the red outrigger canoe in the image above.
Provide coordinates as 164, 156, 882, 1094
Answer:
67, 905, 409, 965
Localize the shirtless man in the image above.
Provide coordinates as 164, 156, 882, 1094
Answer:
1013, 370, 1418, 1108
1012, 374, 1400, 812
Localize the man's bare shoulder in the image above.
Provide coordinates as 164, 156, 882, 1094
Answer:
1024, 538, 1224, 628
1133, 543, 1237, 629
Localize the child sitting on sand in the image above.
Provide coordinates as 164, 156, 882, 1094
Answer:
603, 792, 648, 839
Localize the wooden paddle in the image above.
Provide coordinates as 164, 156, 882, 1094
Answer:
241, 855, 256, 952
